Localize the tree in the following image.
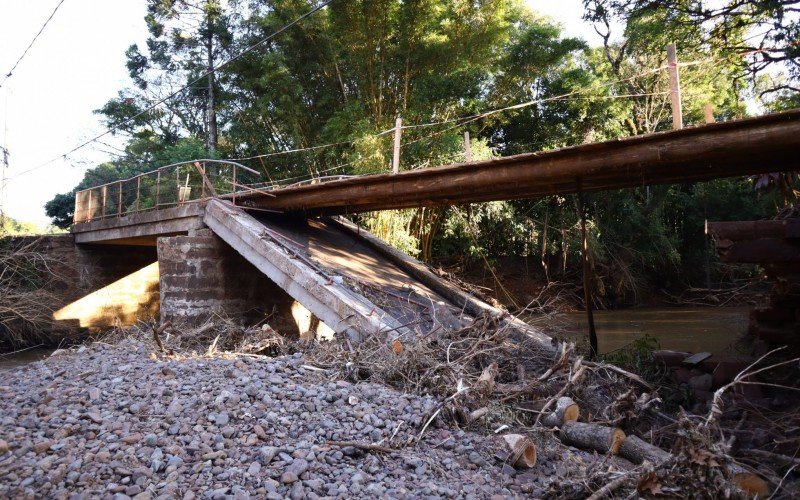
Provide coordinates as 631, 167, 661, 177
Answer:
582, 0, 800, 97
117, 0, 234, 153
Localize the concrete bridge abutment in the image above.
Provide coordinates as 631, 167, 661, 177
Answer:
156, 228, 297, 331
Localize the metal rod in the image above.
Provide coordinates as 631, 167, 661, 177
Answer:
101, 185, 107, 217
392, 116, 402, 174
232, 165, 237, 205
156, 170, 161, 208
117, 181, 123, 217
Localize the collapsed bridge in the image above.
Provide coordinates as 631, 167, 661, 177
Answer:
58, 110, 800, 339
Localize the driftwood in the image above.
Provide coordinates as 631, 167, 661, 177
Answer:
151, 321, 173, 355
618, 435, 671, 465
535, 362, 586, 425
326, 440, 395, 454
587, 474, 630, 500
541, 397, 580, 427
501, 434, 537, 468
730, 465, 771, 498
560, 422, 625, 455
475, 362, 498, 400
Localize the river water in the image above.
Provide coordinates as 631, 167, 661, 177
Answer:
552, 306, 750, 355
0, 307, 750, 369
0, 347, 56, 372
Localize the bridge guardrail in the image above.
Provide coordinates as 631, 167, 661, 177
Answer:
73, 159, 261, 224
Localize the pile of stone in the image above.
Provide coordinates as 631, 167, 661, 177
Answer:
0, 339, 601, 499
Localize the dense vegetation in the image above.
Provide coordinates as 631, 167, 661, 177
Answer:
46, 0, 799, 307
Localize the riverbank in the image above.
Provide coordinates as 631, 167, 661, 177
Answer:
0, 337, 611, 499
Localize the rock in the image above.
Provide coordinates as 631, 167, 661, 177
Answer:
86, 412, 103, 424
259, 446, 279, 464
688, 373, 713, 392
121, 433, 141, 445
125, 485, 142, 496
33, 440, 53, 454
0, 439, 9, 454
201, 451, 226, 461
215, 412, 230, 426
247, 462, 261, 475
281, 471, 299, 484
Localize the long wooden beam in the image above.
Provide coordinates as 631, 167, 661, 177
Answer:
235, 110, 800, 215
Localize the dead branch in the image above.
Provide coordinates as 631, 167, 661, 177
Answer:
326, 440, 396, 454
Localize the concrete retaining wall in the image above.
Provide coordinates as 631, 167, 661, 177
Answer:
1, 235, 160, 333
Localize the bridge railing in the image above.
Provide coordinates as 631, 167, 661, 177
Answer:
73, 159, 261, 224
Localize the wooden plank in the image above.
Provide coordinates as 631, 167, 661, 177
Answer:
708, 220, 800, 241
715, 239, 800, 263
234, 110, 800, 215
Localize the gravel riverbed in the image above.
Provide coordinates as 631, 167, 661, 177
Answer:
0, 339, 596, 499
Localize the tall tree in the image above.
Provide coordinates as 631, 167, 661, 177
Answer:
122, 0, 234, 152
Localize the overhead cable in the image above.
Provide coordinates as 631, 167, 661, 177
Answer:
0, 0, 67, 90
12, 0, 334, 179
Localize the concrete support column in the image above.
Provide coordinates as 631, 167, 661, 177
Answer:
157, 229, 294, 328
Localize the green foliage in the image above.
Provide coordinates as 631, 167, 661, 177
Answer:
600, 334, 666, 382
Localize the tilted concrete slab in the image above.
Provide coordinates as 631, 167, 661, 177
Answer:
72, 203, 206, 245
203, 199, 416, 341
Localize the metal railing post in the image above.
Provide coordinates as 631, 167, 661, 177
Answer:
117, 181, 123, 217
156, 170, 161, 208
201, 162, 207, 198
101, 185, 107, 218
232, 165, 237, 205
87, 190, 94, 221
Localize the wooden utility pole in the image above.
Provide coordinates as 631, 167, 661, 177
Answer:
704, 103, 715, 124
464, 131, 472, 162
392, 116, 402, 174
0, 145, 7, 231
666, 43, 683, 130
204, 3, 217, 153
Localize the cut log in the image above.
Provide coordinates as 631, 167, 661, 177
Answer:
501, 434, 537, 468
541, 397, 580, 427
618, 435, 671, 465
475, 363, 499, 399
560, 422, 626, 455
730, 466, 770, 498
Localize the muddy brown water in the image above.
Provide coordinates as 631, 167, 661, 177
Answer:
0, 347, 55, 371
552, 306, 750, 355
0, 307, 750, 370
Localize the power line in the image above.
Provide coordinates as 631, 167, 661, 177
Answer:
0, 0, 67, 90
12, 0, 334, 180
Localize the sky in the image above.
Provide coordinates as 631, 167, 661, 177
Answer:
0, 0, 595, 226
